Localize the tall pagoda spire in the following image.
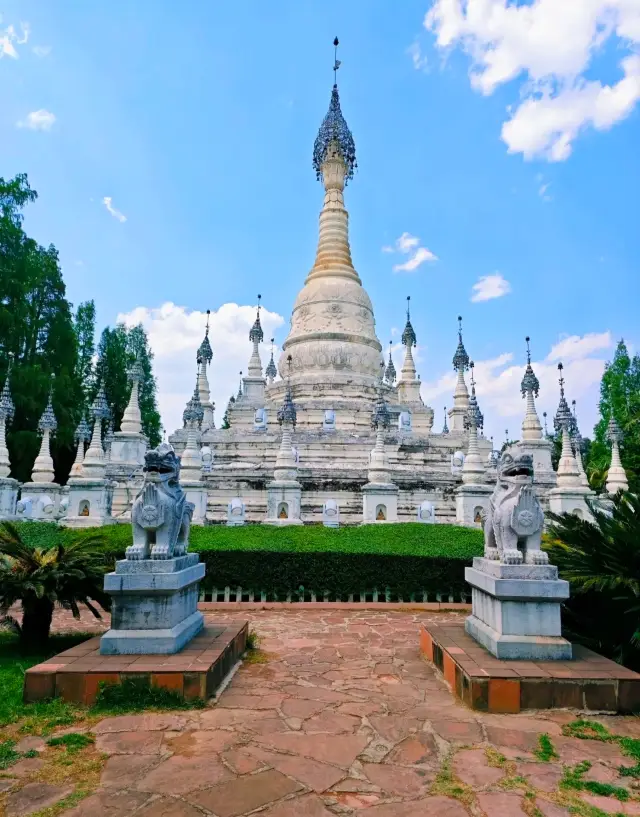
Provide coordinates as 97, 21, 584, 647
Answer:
247, 294, 264, 378
397, 296, 422, 404
266, 337, 277, 384
606, 414, 629, 494
196, 309, 215, 429
181, 369, 205, 483
82, 382, 111, 479
462, 362, 485, 484
554, 363, 581, 488
520, 336, 542, 440
274, 356, 298, 483
570, 400, 589, 488
0, 355, 15, 478
448, 315, 470, 432
31, 378, 57, 484
384, 341, 396, 385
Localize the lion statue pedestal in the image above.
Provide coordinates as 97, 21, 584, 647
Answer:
464, 452, 572, 661
100, 444, 205, 655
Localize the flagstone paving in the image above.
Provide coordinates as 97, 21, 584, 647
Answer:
10, 609, 640, 816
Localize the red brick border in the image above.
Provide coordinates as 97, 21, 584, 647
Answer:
24, 622, 248, 705
420, 621, 640, 714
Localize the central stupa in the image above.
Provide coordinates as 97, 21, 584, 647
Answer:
279, 81, 383, 401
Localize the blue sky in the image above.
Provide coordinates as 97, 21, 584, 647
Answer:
2, 0, 639, 441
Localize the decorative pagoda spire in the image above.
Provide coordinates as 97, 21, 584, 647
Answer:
398, 296, 423, 404
384, 341, 396, 385
0, 355, 15, 478
247, 294, 264, 378
570, 400, 589, 488
462, 361, 485, 485
103, 417, 115, 461
312, 38, 357, 185
554, 363, 581, 488
521, 336, 543, 441
30, 378, 58, 484
274, 356, 298, 482
448, 315, 470, 432
442, 407, 449, 435
367, 364, 392, 484
196, 310, 215, 430
306, 38, 360, 286
266, 338, 278, 384
606, 414, 629, 494
236, 371, 243, 401
70, 415, 92, 477
121, 352, 144, 435
82, 382, 111, 479
181, 370, 205, 483
401, 297, 417, 348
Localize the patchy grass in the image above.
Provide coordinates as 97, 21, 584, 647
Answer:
246, 629, 261, 650
561, 760, 630, 802
0, 737, 21, 769
429, 754, 476, 807
534, 733, 559, 762
46, 732, 95, 754
563, 718, 640, 780
92, 676, 205, 714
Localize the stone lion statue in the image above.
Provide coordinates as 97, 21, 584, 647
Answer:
127, 443, 194, 560
484, 451, 546, 565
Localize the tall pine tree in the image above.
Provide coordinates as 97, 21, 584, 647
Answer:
586, 340, 640, 493
0, 175, 81, 483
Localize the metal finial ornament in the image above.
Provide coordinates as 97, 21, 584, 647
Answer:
91, 382, 111, 422
333, 36, 341, 84
183, 370, 204, 427
127, 351, 144, 384
442, 407, 449, 435
505, 429, 509, 445
554, 362, 572, 433
265, 337, 277, 381
401, 296, 417, 348
249, 294, 264, 344
543, 411, 549, 436
465, 361, 484, 431
607, 414, 622, 445
313, 38, 357, 184
197, 309, 213, 366
237, 371, 243, 400
0, 354, 15, 422
278, 355, 297, 427
385, 341, 396, 384
452, 315, 470, 372
372, 373, 391, 431
520, 335, 540, 398
38, 380, 57, 434
74, 415, 91, 444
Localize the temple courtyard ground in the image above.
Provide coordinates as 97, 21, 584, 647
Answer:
3, 608, 640, 816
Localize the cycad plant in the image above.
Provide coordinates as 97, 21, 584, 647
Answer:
0, 522, 110, 651
546, 492, 640, 670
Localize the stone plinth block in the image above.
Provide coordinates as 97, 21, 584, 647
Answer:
109, 432, 147, 468
265, 481, 303, 526
17, 483, 65, 521
362, 483, 398, 523
0, 477, 19, 520
181, 481, 207, 525
100, 553, 205, 655
455, 484, 492, 527
548, 487, 593, 520
465, 557, 572, 661
61, 478, 114, 528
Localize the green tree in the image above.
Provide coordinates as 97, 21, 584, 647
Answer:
221, 395, 235, 429
95, 323, 162, 447
73, 300, 96, 410
0, 175, 81, 484
586, 341, 640, 493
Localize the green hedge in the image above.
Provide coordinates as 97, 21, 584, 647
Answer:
10, 522, 483, 602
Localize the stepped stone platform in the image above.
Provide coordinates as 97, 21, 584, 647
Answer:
421, 620, 640, 714
24, 622, 248, 705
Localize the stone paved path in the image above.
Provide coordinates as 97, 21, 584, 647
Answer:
32, 610, 640, 814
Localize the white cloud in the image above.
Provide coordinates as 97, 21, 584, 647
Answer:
102, 196, 127, 223
538, 182, 552, 201
0, 20, 29, 58
546, 331, 613, 362
16, 109, 55, 131
408, 41, 429, 71
116, 301, 285, 435
425, 0, 640, 161
470, 273, 512, 302
32, 45, 51, 58
421, 333, 611, 443
384, 231, 438, 273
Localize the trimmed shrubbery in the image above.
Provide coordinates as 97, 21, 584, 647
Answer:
13, 522, 483, 602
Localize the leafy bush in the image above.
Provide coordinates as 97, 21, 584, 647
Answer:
0, 522, 111, 649
546, 492, 640, 670
11, 522, 483, 601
